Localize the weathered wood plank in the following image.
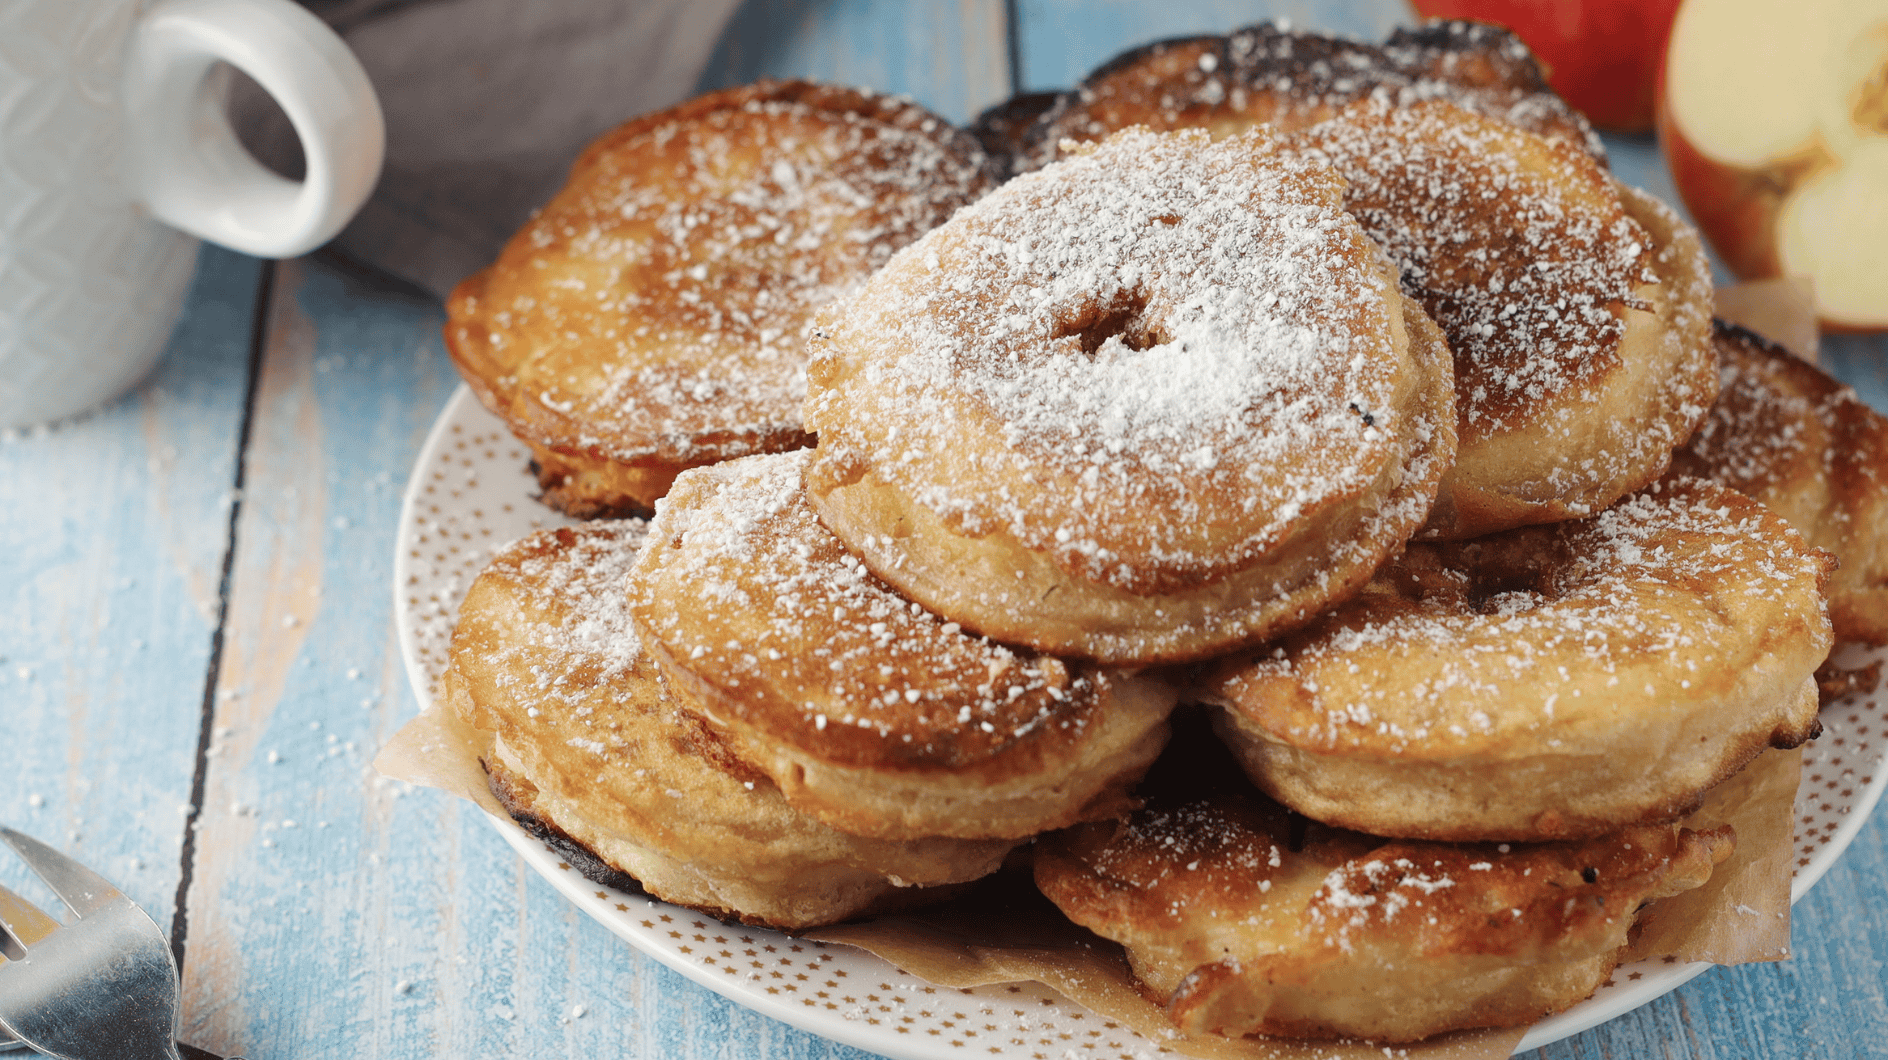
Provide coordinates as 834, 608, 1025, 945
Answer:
169, 256, 503, 1058
1824, 334, 1888, 412
0, 245, 260, 946
1013, 0, 1405, 93
703, 0, 1010, 124
155, 3, 1888, 1059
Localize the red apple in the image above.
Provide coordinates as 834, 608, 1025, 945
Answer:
1660, 0, 1888, 331
1409, 0, 1683, 131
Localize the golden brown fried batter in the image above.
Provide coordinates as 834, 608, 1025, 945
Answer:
445, 80, 994, 517
1204, 479, 1831, 842
966, 91, 1060, 181
1017, 20, 1601, 173
803, 127, 1456, 664
1667, 321, 1888, 644
627, 451, 1178, 841
1034, 723, 1731, 1043
446, 522, 1013, 930
1283, 102, 1717, 539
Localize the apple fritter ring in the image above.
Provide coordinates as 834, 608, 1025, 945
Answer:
445, 521, 1014, 930
1285, 101, 1718, 539
1034, 748, 1732, 1043
444, 80, 995, 517
626, 451, 1178, 842
1203, 478, 1833, 842
1014, 19, 1602, 174
1667, 321, 1888, 645
802, 127, 1457, 665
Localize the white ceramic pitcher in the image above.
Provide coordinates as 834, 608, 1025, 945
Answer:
0, 0, 383, 429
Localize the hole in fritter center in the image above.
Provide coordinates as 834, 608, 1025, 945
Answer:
1459, 549, 1557, 616
1051, 291, 1167, 357
1285, 811, 1310, 854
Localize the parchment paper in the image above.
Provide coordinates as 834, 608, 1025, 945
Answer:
377, 695, 506, 817
1714, 276, 1820, 362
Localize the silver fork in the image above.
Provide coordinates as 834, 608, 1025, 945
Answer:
0, 882, 56, 1055
0, 829, 238, 1060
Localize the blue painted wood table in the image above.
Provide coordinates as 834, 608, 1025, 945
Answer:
4, 2, 1886, 1057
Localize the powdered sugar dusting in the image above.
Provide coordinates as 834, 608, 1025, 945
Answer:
1050, 781, 1702, 962
1683, 348, 1823, 491
1021, 20, 1603, 174
1087, 798, 1293, 902
1221, 479, 1834, 751
886, 147, 1371, 447
809, 127, 1421, 588
1671, 324, 1888, 642
629, 451, 1110, 768
1678, 325, 1886, 504
1287, 102, 1655, 434
1309, 855, 1457, 951
456, 83, 991, 464
475, 522, 651, 721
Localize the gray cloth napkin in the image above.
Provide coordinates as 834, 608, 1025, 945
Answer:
234, 0, 742, 299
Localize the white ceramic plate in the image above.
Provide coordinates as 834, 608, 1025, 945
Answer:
395, 384, 1888, 1059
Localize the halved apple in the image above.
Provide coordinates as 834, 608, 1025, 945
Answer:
1410, 0, 1682, 131
1660, 0, 1888, 330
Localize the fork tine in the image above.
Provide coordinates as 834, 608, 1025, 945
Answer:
0, 882, 59, 1050
0, 882, 60, 955
0, 829, 124, 919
